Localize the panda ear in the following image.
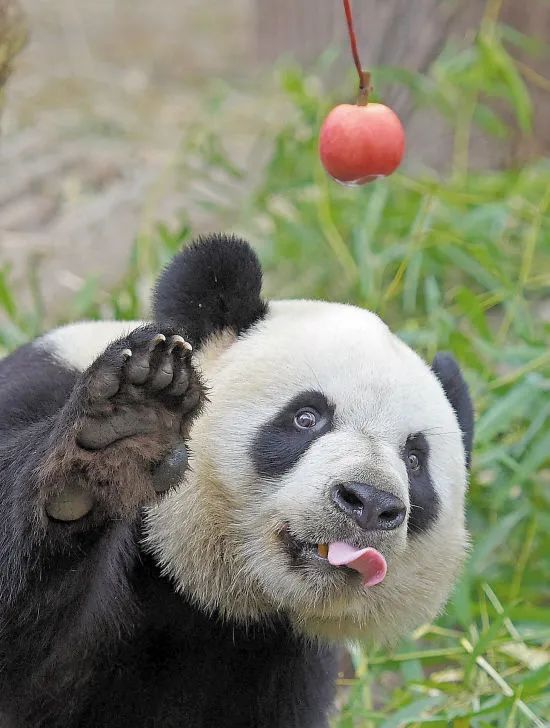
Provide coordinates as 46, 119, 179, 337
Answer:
431, 352, 474, 469
153, 234, 268, 349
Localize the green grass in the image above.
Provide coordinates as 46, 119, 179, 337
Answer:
1, 18, 549, 728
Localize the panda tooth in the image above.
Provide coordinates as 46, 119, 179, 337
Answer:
317, 543, 329, 559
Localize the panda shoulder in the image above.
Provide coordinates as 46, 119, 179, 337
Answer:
39, 320, 147, 372
0, 320, 144, 433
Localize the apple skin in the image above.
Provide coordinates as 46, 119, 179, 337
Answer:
319, 103, 405, 185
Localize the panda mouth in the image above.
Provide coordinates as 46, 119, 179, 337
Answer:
278, 525, 328, 563
278, 525, 388, 586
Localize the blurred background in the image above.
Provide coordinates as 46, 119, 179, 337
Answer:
1, 1, 549, 725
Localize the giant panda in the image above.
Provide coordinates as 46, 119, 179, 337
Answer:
0, 234, 473, 728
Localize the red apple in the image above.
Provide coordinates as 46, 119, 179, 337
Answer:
319, 102, 405, 185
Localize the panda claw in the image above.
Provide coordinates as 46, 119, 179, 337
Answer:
148, 333, 166, 351
74, 326, 202, 452
167, 335, 188, 355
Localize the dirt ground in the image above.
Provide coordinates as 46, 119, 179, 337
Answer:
0, 0, 283, 323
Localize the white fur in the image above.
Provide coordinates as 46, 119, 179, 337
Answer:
146, 300, 469, 642
33, 305, 468, 643
40, 320, 146, 371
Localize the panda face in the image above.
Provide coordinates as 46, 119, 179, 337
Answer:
145, 299, 469, 643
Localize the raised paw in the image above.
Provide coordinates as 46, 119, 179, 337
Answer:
73, 325, 203, 451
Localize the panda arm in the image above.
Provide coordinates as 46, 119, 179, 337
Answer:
0, 323, 203, 580
0, 326, 202, 706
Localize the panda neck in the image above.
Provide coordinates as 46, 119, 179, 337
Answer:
136, 549, 312, 644
128, 552, 338, 727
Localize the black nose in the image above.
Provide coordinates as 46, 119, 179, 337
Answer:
331, 482, 406, 531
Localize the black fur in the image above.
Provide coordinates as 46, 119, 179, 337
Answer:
82, 554, 337, 728
402, 432, 440, 535
0, 341, 79, 434
153, 234, 268, 349
0, 237, 472, 726
251, 391, 335, 478
432, 352, 474, 468
0, 334, 337, 728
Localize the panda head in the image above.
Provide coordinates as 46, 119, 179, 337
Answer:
145, 235, 473, 643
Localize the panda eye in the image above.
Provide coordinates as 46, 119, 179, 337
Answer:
294, 408, 318, 430
407, 451, 422, 472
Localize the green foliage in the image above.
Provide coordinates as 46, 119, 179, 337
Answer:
1, 16, 549, 728
248, 34, 550, 725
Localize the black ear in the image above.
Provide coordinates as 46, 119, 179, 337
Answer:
153, 234, 268, 349
432, 352, 474, 469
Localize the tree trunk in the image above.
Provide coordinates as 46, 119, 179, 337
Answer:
501, 0, 550, 162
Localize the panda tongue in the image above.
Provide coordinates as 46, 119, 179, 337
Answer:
327, 542, 387, 587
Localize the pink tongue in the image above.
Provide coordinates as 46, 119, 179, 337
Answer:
328, 542, 387, 587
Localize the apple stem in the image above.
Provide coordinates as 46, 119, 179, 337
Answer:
342, 0, 371, 105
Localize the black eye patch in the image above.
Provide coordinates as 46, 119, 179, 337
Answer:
402, 433, 440, 535
250, 390, 334, 478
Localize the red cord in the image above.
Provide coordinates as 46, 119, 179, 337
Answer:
342, 0, 370, 102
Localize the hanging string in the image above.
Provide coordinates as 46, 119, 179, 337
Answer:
342, 0, 371, 104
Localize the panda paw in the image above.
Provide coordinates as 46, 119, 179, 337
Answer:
73, 324, 203, 451
43, 325, 204, 523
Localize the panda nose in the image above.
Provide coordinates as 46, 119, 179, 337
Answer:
331, 482, 406, 531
